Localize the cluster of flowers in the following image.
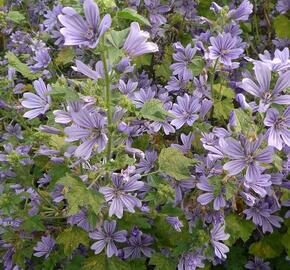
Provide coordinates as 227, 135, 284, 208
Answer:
1, 0, 290, 269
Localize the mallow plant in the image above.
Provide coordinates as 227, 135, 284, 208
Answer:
0, 0, 290, 269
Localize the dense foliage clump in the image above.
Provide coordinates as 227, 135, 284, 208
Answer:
1, 0, 290, 269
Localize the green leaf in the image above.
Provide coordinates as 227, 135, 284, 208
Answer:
149, 253, 176, 270
58, 175, 104, 216
281, 227, 290, 257
82, 254, 139, 270
140, 99, 171, 122
225, 213, 255, 246
6, 52, 41, 80
57, 226, 89, 256
233, 108, 257, 136
274, 15, 290, 39
134, 54, 152, 68
158, 147, 195, 180
106, 28, 129, 49
49, 82, 79, 101
95, 0, 116, 10
213, 99, 234, 121
224, 246, 247, 270
117, 8, 151, 26
21, 216, 46, 233
7, 11, 25, 24
213, 84, 235, 100
249, 232, 284, 259
188, 56, 205, 77
55, 47, 75, 66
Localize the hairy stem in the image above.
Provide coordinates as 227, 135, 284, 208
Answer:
101, 41, 112, 164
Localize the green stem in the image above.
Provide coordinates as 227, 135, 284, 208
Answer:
210, 59, 219, 102
101, 40, 113, 164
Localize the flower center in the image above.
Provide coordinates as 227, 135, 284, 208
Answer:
85, 28, 95, 40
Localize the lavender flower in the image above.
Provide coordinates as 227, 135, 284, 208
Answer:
243, 174, 272, 198
144, 0, 170, 25
197, 176, 226, 210
227, 0, 253, 21
244, 201, 283, 233
171, 132, 195, 154
64, 109, 108, 160
169, 94, 201, 129
3, 124, 23, 140
21, 78, 51, 119
170, 42, 197, 80
31, 49, 51, 71
240, 62, 290, 112
68, 210, 91, 232
222, 135, 274, 182
43, 5, 63, 31
245, 257, 271, 270
277, 0, 290, 14
33, 235, 55, 259
264, 107, 290, 150
89, 220, 127, 257
135, 150, 157, 174
99, 172, 144, 218
210, 224, 230, 259
123, 22, 158, 58
72, 60, 104, 80
208, 33, 244, 66
178, 252, 205, 270
118, 79, 138, 96
58, 0, 112, 48
123, 232, 154, 259
166, 216, 183, 232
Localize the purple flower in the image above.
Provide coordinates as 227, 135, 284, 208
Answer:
244, 174, 272, 197
123, 22, 158, 58
3, 123, 23, 140
197, 176, 226, 210
171, 132, 195, 154
89, 220, 127, 257
144, 0, 170, 25
33, 235, 55, 259
166, 216, 183, 232
54, 101, 84, 124
210, 224, 230, 259
72, 60, 104, 80
135, 150, 157, 174
244, 201, 283, 233
178, 252, 205, 270
37, 173, 51, 187
208, 33, 244, 66
258, 48, 290, 72
58, 0, 111, 48
132, 87, 156, 108
31, 49, 51, 71
118, 79, 138, 96
21, 78, 51, 119
64, 109, 108, 160
227, 0, 253, 21
123, 232, 154, 259
245, 257, 271, 270
240, 62, 290, 112
277, 0, 290, 14
222, 135, 274, 182
171, 178, 195, 206
165, 75, 190, 93
68, 210, 92, 232
264, 107, 290, 150
169, 94, 201, 129
43, 5, 63, 31
170, 42, 197, 80
99, 172, 144, 218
